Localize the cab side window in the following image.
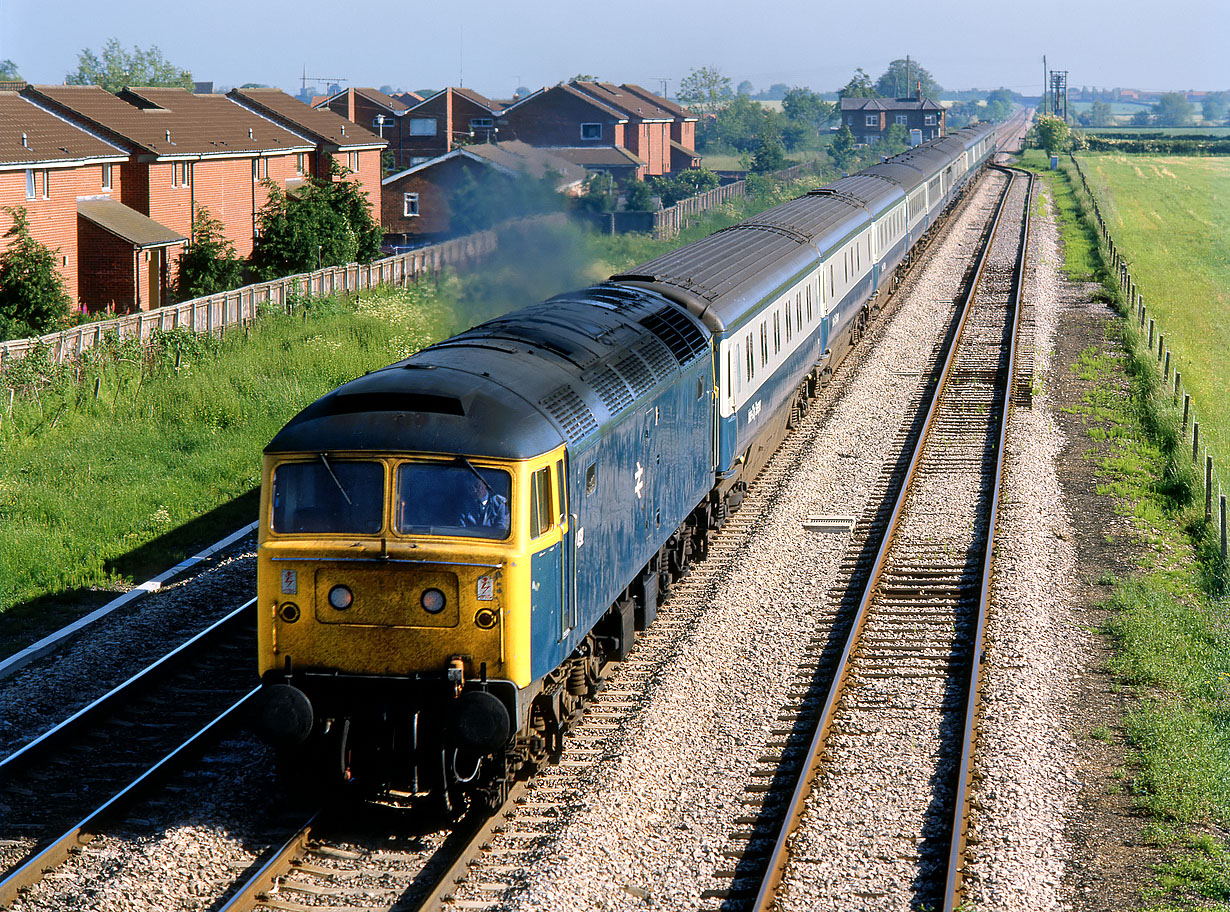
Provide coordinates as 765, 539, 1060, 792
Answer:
530, 466, 553, 538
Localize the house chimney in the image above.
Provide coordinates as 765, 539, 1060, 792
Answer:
917, 81, 922, 102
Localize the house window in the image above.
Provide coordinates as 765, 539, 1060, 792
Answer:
470, 117, 493, 130
41, 170, 49, 199
409, 117, 437, 136
896, 114, 908, 125
410, 156, 430, 166
865, 114, 878, 127
348, 152, 359, 171
403, 192, 419, 217
295, 153, 305, 174
924, 114, 937, 126
101, 163, 113, 190
25, 169, 34, 200
580, 123, 602, 140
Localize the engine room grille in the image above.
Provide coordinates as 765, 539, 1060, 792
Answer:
640, 307, 708, 365
636, 336, 675, 380
612, 351, 654, 399
540, 386, 598, 442
589, 366, 633, 415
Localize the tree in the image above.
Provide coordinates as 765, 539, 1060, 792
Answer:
576, 173, 614, 213
1131, 109, 1153, 127
677, 66, 733, 115
1034, 114, 1071, 155
713, 95, 778, 152
567, 74, 600, 84
1153, 92, 1193, 127
782, 87, 834, 129
0, 207, 71, 341
829, 125, 858, 170
176, 208, 243, 301
66, 38, 192, 92
1202, 93, 1228, 125
763, 83, 790, 101
874, 59, 941, 100
737, 80, 755, 96
249, 165, 382, 281
876, 124, 909, 156
1089, 99, 1115, 127
0, 59, 20, 80
838, 68, 878, 99
649, 168, 719, 207
983, 89, 1014, 123
622, 179, 656, 211
749, 135, 786, 172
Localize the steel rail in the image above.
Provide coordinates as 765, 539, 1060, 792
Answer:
0, 688, 259, 905
942, 166, 1035, 911
215, 813, 320, 911
750, 168, 1021, 912
1, 598, 254, 771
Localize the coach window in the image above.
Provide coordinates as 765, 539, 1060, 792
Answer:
785, 301, 793, 341
760, 323, 768, 366
773, 311, 781, 353
745, 334, 754, 380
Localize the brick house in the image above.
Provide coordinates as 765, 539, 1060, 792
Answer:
381, 140, 584, 244
227, 87, 385, 209
619, 84, 701, 171
498, 81, 698, 181
393, 88, 502, 172
25, 84, 316, 311
840, 92, 946, 145
314, 87, 410, 144
0, 92, 132, 307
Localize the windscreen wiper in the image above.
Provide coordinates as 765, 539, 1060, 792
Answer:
319, 453, 353, 505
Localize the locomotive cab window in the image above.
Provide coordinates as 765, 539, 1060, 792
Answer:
529, 467, 554, 538
272, 459, 384, 535
395, 462, 511, 540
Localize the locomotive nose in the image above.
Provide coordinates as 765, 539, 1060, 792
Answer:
256, 683, 315, 746
450, 690, 511, 754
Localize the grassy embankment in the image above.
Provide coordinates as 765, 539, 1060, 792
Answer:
0, 177, 818, 639
1017, 148, 1230, 909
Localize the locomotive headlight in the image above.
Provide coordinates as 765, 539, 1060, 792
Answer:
421, 588, 446, 614
328, 585, 354, 610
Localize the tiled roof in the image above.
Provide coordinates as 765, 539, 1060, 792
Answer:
500, 84, 628, 121
542, 146, 644, 168
78, 198, 184, 247
0, 92, 128, 168
840, 96, 944, 112
570, 82, 674, 122
228, 88, 385, 148
464, 140, 586, 185
25, 85, 315, 157
621, 84, 697, 120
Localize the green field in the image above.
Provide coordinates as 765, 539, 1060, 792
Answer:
1074, 153, 1230, 462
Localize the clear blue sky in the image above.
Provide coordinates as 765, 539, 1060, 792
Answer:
3, 0, 1225, 99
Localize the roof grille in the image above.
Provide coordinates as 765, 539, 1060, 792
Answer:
640, 307, 707, 364
590, 366, 633, 415
540, 386, 598, 442
612, 351, 654, 398
636, 335, 675, 379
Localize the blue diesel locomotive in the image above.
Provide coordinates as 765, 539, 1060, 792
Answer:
255, 122, 1001, 811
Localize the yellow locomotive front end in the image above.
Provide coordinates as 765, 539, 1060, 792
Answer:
255, 445, 567, 810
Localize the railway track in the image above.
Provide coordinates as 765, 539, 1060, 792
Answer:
717, 165, 1034, 912
0, 601, 258, 905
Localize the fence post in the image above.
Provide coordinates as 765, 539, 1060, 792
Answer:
1140, 304, 1146, 329
1174, 370, 1181, 402
1148, 319, 1155, 349
1194, 421, 1200, 464
1183, 394, 1191, 432
1222, 494, 1227, 564
1207, 455, 1214, 519
1163, 351, 1170, 380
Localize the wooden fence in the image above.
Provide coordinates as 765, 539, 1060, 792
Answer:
652, 161, 821, 239
0, 224, 506, 370
1070, 154, 1229, 564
